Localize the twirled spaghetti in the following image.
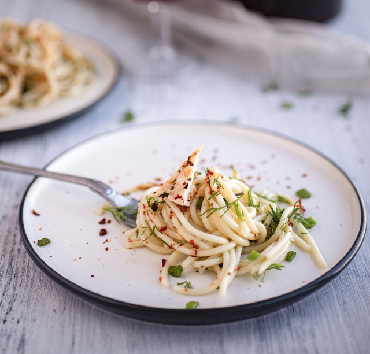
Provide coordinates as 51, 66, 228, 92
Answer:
123, 147, 327, 297
0, 19, 94, 114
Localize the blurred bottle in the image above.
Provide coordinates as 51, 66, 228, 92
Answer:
239, 0, 342, 22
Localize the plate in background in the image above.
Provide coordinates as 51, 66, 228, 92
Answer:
19, 122, 366, 324
0, 33, 119, 140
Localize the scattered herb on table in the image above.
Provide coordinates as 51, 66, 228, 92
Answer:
280, 101, 294, 110
338, 100, 353, 117
121, 110, 135, 123
228, 116, 239, 124
37, 238, 50, 246
296, 188, 311, 198
262, 82, 279, 92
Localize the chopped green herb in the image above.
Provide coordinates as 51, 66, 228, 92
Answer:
103, 205, 138, 222
280, 101, 294, 110
196, 172, 202, 175
298, 90, 313, 96
247, 250, 259, 261
338, 100, 352, 117
296, 189, 311, 198
196, 197, 204, 209
262, 82, 279, 92
186, 301, 199, 309
300, 217, 317, 229
255, 193, 276, 203
37, 238, 50, 246
121, 110, 135, 123
171, 179, 176, 183
177, 281, 193, 289
168, 265, 183, 278
285, 251, 296, 262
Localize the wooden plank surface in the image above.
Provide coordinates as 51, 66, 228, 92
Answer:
0, 0, 369, 353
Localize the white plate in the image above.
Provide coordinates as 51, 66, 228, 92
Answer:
0, 33, 119, 140
19, 123, 366, 324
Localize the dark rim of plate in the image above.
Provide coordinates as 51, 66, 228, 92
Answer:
0, 32, 120, 141
18, 121, 367, 325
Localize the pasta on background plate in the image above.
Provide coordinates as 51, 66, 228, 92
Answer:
0, 19, 94, 115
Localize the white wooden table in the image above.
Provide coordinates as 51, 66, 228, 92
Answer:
1, 0, 369, 353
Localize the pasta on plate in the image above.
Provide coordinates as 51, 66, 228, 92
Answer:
0, 19, 94, 114
118, 146, 327, 297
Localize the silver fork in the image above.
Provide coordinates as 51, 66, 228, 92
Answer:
0, 160, 139, 228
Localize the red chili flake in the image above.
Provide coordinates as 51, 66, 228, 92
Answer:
302, 173, 307, 178
73, 259, 76, 262
256, 176, 261, 181
154, 177, 162, 181
98, 218, 106, 225
31, 209, 40, 216
193, 244, 199, 249
159, 277, 162, 282
91, 275, 94, 278
162, 259, 166, 267
99, 229, 107, 236
174, 194, 183, 200
228, 272, 231, 275
194, 250, 198, 256
209, 171, 214, 175
237, 266, 241, 271
79, 257, 82, 259
246, 176, 253, 180
33, 241, 35, 244
107, 220, 111, 224
189, 240, 195, 245
169, 244, 174, 249
254, 234, 257, 239
142, 204, 146, 209
183, 181, 187, 185
184, 288, 188, 292
103, 238, 109, 244
105, 247, 109, 251
159, 226, 167, 232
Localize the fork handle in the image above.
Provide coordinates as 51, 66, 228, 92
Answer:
0, 160, 117, 204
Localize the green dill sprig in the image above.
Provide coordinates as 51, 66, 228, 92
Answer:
202, 192, 245, 221
103, 205, 138, 223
